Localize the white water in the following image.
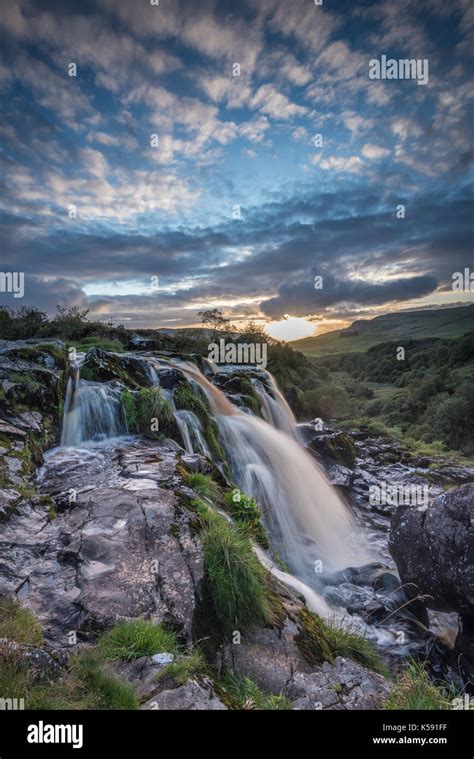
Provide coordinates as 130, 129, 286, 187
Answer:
175, 409, 212, 458
61, 354, 363, 585
61, 371, 127, 447
252, 376, 297, 438
171, 360, 363, 582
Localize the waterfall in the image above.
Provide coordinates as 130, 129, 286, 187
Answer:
61, 369, 127, 447
171, 360, 361, 580
252, 375, 297, 438
175, 409, 212, 458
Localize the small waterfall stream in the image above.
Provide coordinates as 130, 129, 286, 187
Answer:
61, 367, 127, 447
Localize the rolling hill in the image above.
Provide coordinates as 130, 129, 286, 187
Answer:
291, 304, 474, 357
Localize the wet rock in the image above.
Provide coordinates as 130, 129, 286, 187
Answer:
389, 483, 474, 617
287, 656, 391, 710
0, 442, 205, 643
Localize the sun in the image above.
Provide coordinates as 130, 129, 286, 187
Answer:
265, 316, 316, 342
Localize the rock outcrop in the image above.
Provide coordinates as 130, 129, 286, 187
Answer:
389, 483, 474, 618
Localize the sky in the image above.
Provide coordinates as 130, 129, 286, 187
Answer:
0, 0, 473, 339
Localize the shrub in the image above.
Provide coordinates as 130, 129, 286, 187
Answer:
202, 515, 275, 635
99, 619, 180, 662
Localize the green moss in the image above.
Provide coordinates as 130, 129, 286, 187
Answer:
120, 387, 173, 436
79, 366, 95, 382
99, 619, 180, 662
219, 670, 292, 710
174, 383, 229, 469
296, 609, 386, 674
0, 595, 43, 645
121, 390, 138, 432
202, 514, 276, 636
383, 661, 450, 710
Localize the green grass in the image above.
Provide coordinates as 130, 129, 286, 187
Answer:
202, 514, 275, 636
292, 305, 474, 357
157, 649, 206, 685
72, 651, 139, 709
76, 337, 124, 353
224, 489, 269, 548
121, 387, 173, 435
296, 609, 386, 675
99, 619, 180, 662
0, 596, 43, 646
186, 472, 222, 501
0, 603, 138, 710
121, 390, 138, 431
383, 661, 450, 710
220, 671, 292, 710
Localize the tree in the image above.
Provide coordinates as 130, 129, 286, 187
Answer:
198, 308, 233, 341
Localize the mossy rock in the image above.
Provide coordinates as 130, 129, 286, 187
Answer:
81, 348, 150, 389
309, 431, 357, 468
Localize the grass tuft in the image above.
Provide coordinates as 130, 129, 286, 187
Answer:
296, 609, 386, 674
186, 472, 221, 501
203, 514, 275, 636
220, 670, 292, 710
99, 619, 180, 662
0, 596, 43, 646
383, 661, 451, 710
157, 649, 206, 685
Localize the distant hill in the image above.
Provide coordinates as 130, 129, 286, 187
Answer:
291, 304, 474, 357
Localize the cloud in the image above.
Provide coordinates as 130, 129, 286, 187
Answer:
251, 84, 308, 120
362, 144, 391, 159
259, 275, 439, 319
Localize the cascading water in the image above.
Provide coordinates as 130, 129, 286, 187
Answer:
61, 367, 127, 447
175, 409, 212, 458
170, 359, 363, 583
251, 375, 297, 438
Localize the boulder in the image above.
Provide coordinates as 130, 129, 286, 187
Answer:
287, 656, 390, 710
389, 483, 474, 617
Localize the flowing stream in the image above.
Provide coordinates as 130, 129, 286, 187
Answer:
58, 353, 381, 632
